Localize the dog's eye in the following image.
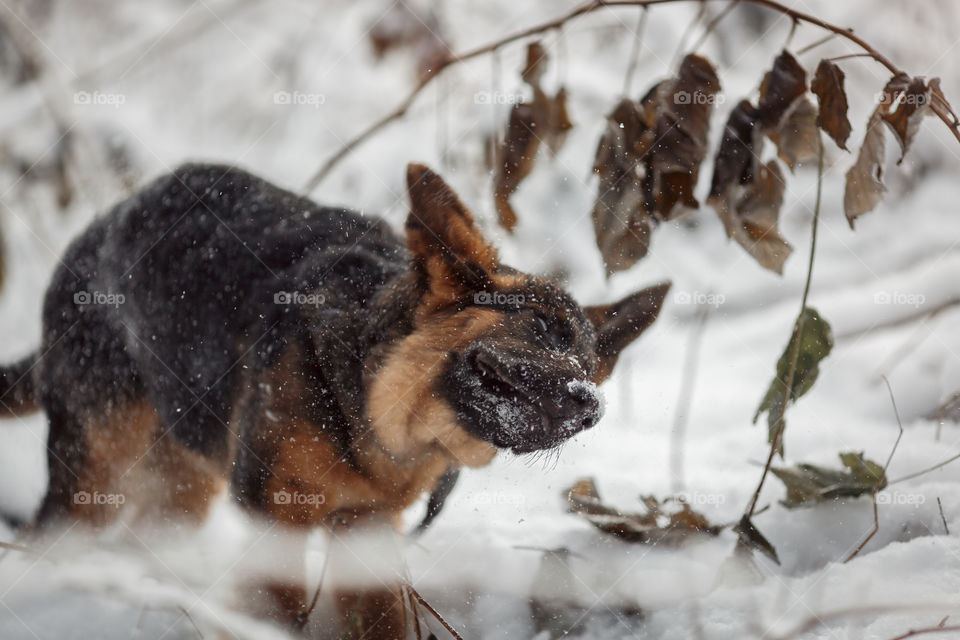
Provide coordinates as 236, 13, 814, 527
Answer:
535, 315, 549, 334
532, 310, 571, 351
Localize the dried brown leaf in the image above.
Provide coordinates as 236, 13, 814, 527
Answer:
493, 103, 540, 232
843, 109, 887, 228
492, 42, 574, 232
757, 50, 807, 132
880, 76, 932, 163
521, 41, 549, 87
646, 53, 721, 220
564, 478, 721, 545
590, 98, 656, 275
770, 96, 820, 170
811, 59, 851, 150
711, 160, 793, 274
844, 73, 937, 227
566, 478, 621, 517
709, 100, 761, 199
842, 75, 907, 227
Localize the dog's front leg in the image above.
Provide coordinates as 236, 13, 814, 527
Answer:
237, 523, 313, 632
327, 512, 408, 640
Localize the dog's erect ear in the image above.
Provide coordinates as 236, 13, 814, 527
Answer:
584, 282, 671, 382
405, 163, 499, 306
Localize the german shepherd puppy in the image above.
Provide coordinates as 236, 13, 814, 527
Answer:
0, 162, 668, 636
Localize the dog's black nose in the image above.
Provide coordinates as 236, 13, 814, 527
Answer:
539, 381, 602, 434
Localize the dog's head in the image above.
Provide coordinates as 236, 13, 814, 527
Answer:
367, 164, 668, 465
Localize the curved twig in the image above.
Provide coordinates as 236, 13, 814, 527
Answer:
889, 623, 960, 640
844, 489, 879, 563
302, 0, 960, 191
890, 451, 960, 486
405, 584, 465, 640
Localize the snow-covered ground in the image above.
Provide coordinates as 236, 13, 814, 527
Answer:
0, 0, 959, 637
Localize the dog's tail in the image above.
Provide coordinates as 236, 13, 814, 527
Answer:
0, 355, 40, 531
0, 354, 40, 417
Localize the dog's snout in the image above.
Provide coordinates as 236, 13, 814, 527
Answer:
465, 343, 602, 446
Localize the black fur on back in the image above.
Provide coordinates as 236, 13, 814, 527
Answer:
37, 164, 410, 467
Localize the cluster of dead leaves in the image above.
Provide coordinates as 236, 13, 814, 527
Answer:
565, 478, 721, 545
591, 54, 720, 275
492, 42, 573, 232
484, 42, 955, 275
708, 50, 823, 274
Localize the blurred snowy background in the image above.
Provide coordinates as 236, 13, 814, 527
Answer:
0, 0, 959, 638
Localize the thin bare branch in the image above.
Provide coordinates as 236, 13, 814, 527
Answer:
0, 540, 36, 555
670, 0, 707, 69
622, 8, 649, 96
690, 0, 741, 53
176, 606, 204, 639
406, 584, 465, 640
937, 497, 949, 534
888, 623, 960, 640
881, 375, 904, 473
795, 32, 838, 56
891, 451, 960, 485
844, 489, 879, 563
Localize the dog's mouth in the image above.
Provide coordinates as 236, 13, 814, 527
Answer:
467, 349, 601, 453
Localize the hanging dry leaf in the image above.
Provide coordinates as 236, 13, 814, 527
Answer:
769, 96, 819, 170
589, 54, 718, 273
565, 478, 722, 545
843, 74, 908, 227
755, 50, 820, 170
844, 73, 941, 227
492, 42, 575, 232
811, 59, 852, 150
709, 100, 761, 199
493, 103, 540, 232
521, 41, 548, 86
712, 160, 793, 274
709, 101, 794, 273
590, 98, 656, 275
757, 50, 807, 131
843, 108, 887, 228
879, 76, 932, 163
646, 53, 721, 220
